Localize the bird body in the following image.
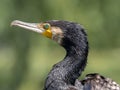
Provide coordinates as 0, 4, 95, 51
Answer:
81, 73, 120, 90
11, 20, 120, 90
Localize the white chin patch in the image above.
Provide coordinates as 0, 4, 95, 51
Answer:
51, 27, 64, 44
52, 34, 63, 44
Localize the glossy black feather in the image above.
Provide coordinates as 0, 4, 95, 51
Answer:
43, 20, 120, 90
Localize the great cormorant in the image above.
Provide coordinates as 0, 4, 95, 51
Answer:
11, 20, 120, 90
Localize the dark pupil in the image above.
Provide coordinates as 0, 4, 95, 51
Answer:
44, 24, 49, 29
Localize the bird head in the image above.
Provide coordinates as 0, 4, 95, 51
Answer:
11, 20, 65, 44
11, 20, 87, 51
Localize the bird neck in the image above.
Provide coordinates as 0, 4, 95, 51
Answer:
44, 40, 88, 89
62, 42, 88, 85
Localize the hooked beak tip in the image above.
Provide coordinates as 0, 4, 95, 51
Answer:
11, 20, 17, 26
11, 20, 23, 26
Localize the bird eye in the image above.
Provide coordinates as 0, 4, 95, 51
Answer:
43, 23, 50, 30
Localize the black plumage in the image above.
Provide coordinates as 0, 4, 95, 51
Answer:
44, 21, 88, 90
11, 20, 120, 90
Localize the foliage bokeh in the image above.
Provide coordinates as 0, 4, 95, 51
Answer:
0, 0, 120, 90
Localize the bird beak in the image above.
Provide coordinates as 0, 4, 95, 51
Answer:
11, 20, 53, 38
11, 20, 44, 34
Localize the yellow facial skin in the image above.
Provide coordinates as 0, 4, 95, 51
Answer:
41, 23, 52, 38
42, 29, 52, 38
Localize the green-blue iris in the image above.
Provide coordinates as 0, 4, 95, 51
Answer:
43, 23, 50, 30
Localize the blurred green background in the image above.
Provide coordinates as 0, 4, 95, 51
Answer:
0, 0, 120, 90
